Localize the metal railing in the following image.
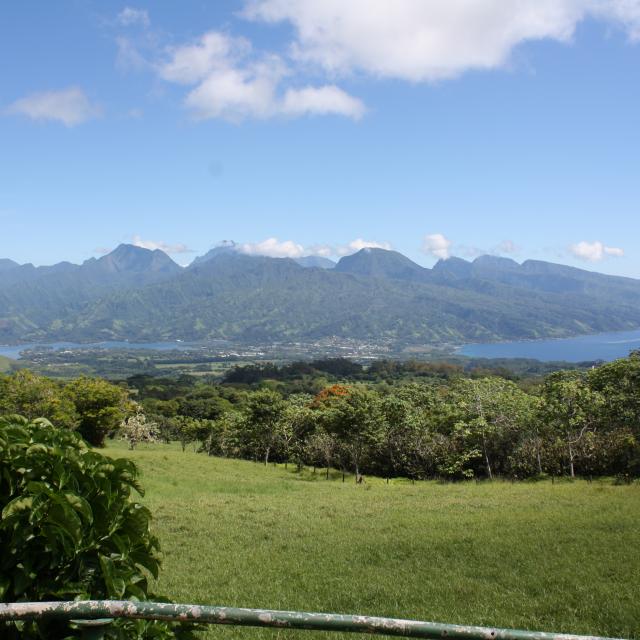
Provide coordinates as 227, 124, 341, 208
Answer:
0, 601, 627, 640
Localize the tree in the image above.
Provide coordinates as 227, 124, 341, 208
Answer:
243, 389, 286, 465
63, 377, 131, 447
589, 352, 640, 440
451, 378, 536, 479
305, 430, 339, 479
539, 372, 604, 478
0, 370, 78, 430
121, 409, 157, 449
279, 394, 316, 469
322, 387, 383, 481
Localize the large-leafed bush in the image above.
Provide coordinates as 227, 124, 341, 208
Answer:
0, 415, 195, 639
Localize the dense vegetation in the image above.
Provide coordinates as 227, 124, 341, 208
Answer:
0, 371, 131, 446
3, 353, 637, 482
2, 245, 640, 345
134, 352, 640, 481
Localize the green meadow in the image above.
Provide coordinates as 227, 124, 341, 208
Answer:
109, 441, 640, 640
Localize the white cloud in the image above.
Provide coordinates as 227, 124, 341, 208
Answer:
243, 0, 640, 81
335, 238, 393, 256
6, 87, 101, 126
158, 31, 364, 121
593, 0, 640, 41
133, 235, 192, 254
117, 7, 150, 28
604, 245, 625, 257
282, 85, 365, 119
183, 60, 284, 122
569, 240, 625, 262
159, 32, 248, 85
231, 237, 391, 258
239, 237, 306, 258
422, 233, 452, 259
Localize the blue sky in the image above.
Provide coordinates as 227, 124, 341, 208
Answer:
1, 1, 640, 276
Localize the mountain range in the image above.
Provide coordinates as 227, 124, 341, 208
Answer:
1, 244, 639, 346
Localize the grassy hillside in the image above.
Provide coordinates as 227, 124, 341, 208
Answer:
109, 441, 640, 640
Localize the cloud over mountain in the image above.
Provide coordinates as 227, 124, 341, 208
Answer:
422, 234, 452, 259
570, 241, 625, 262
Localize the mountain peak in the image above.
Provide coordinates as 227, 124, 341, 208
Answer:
192, 241, 240, 266
335, 248, 428, 281
0, 258, 21, 272
473, 255, 520, 270
432, 256, 473, 279
95, 244, 180, 274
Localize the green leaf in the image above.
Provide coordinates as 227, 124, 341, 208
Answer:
2, 496, 33, 520
63, 493, 94, 525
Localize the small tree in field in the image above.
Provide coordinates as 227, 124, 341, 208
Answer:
121, 409, 157, 449
305, 430, 339, 479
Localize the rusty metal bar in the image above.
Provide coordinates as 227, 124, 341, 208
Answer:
0, 601, 627, 640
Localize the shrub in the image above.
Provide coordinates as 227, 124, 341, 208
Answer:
121, 410, 158, 450
0, 415, 196, 639
63, 377, 131, 447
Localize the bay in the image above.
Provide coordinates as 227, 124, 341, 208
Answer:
460, 329, 640, 362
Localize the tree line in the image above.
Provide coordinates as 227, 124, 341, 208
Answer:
1, 353, 639, 481
122, 352, 640, 481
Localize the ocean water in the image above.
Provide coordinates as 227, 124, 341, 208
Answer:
460, 329, 640, 362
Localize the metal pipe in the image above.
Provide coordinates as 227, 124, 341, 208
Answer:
0, 601, 626, 640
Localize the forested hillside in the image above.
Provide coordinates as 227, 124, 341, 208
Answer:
1, 245, 640, 345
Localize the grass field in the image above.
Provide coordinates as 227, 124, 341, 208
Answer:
108, 441, 640, 640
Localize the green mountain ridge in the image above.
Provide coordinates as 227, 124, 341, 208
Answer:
0, 245, 639, 345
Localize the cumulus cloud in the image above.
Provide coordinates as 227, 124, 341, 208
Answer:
243, 0, 640, 81
422, 233, 452, 260
159, 32, 248, 85
114, 2, 640, 122
6, 87, 101, 126
282, 85, 365, 119
157, 31, 364, 122
133, 235, 193, 254
569, 240, 625, 262
239, 237, 306, 258
230, 237, 392, 258
117, 7, 150, 28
